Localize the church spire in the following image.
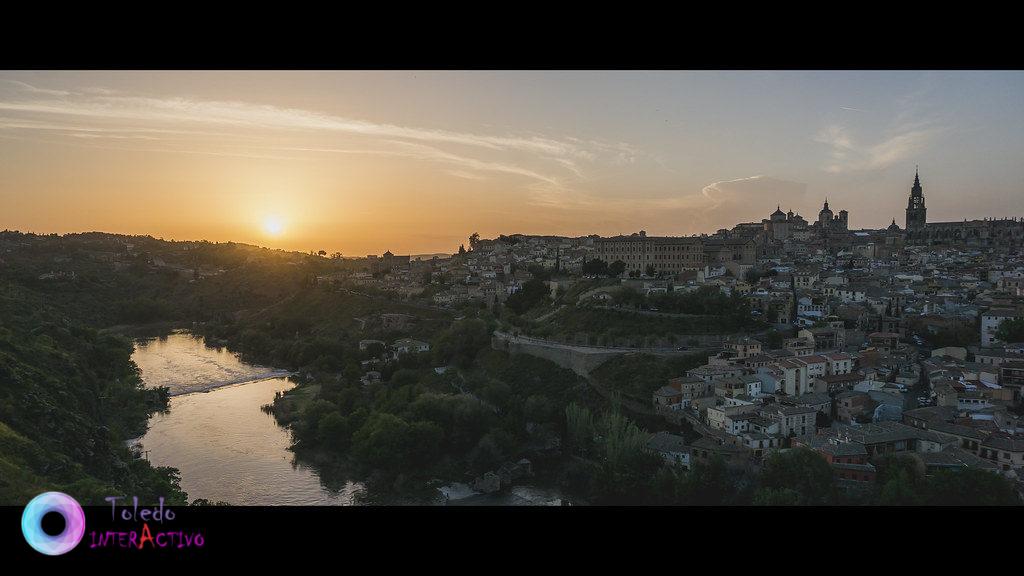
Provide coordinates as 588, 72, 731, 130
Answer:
906, 167, 926, 231
911, 168, 922, 196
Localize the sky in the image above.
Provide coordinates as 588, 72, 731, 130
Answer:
1, 70, 1022, 256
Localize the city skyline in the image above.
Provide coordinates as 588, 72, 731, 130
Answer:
2, 70, 1023, 255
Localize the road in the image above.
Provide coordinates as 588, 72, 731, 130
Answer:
494, 331, 717, 356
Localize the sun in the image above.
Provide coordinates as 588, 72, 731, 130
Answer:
262, 215, 285, 236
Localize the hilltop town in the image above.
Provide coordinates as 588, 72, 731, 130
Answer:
315, 170, 1024, 488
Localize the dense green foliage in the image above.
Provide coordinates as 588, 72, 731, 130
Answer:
561, 403, 665, 503
523, 286, 764, 344
277, 342, 587, 499
762, 328, 785, 349
612, 285, 754, 318
0, 285, 187, 505
754, 448, 836, 505
649, 458, 755, 506
645, 448, 1020, 506
581, 259, 609, 276
995, 317, 1024, 344
873, 454, 1021, 505
505, 279, 550, 315
590, 353, 709, 400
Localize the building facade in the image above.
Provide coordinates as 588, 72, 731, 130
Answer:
594, 231, 704, 274
903, 169, 1024, 250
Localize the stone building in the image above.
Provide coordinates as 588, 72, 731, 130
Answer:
814, 199, 849, 233
368, 250, 411, 273
902, 169, 1024, 250
702, 237, 758, 266
594, 231, 704, 274
762, 206, 809, 241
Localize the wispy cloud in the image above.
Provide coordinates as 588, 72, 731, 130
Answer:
1, 79, 71, 97
0, 79, 642, 192
816, 84, 946, 174
701, 175, 767, 212
272, 140, 563, 187
815, 123, 942, 174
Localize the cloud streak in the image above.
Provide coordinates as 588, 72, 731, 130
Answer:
814, 123, 943, 174
0, 80, 641, 191
815, 86, 946, 174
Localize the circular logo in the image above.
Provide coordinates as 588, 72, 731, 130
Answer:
21, 492, 86, 556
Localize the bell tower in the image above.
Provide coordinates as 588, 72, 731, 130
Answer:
905, 167, 926, 231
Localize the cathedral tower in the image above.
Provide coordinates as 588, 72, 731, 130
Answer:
905, 168, 927, 231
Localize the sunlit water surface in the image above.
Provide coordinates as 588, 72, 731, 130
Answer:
132, 332, 361, 505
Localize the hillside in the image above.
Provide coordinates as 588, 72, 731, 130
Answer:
0, 284, 188, 504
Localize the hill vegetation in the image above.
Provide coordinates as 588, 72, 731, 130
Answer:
0, 284, 187, 504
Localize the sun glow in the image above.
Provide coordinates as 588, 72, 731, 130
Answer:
262, 215, 285, 236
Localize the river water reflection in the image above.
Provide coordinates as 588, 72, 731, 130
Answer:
133, 332, 361, 505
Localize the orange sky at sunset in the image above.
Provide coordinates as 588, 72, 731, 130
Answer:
3, 71, 1024, 255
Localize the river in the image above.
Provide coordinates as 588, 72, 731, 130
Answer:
131, 331, 361, 505
131, 330, 565, 506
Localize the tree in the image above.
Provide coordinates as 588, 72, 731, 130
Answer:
458, 244, 466, 255
361, 341, 386, 359
433, 318, 490, 368
874, 455, 925, 505
523, 394, 559, 424
505, 279, 549, 315
317, 412, 352, 451
995, 317, 1024, 344
675, 457, 739, 505
565, 402, 595, 454
752, 487, 802, 505
923, 468, 1021, 505
348, 411, 444, 471
608, 260, 627, 277
469, 232, 481, 250
582, 258, 609, 276
472, 429, 516, 470
763, 329, 784, 349
119, 297, 172, 324
317, 249, 327, 258
815, 411, 832, 429
756, 448, 836, 505
527, 264, 552, 282
644, 264, 656, 277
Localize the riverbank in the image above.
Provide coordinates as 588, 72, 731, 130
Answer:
132, 333, 361, 505
99, 321, 189, 337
